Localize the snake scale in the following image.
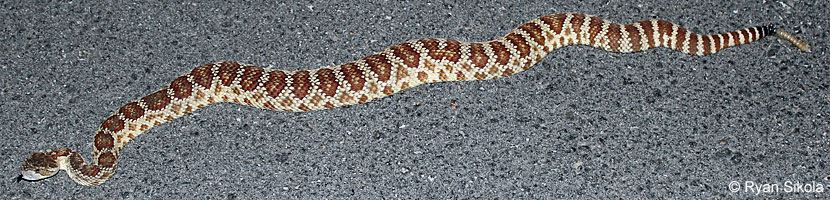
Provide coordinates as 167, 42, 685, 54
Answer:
19, 12, 809, 186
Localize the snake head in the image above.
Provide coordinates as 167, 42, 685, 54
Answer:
19, 149, 71, 181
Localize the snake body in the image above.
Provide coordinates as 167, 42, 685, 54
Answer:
20, 13, 809, 186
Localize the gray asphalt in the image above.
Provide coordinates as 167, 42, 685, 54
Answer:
2, 1, 828, 199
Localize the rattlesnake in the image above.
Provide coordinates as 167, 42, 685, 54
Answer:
19, 12, 809, 186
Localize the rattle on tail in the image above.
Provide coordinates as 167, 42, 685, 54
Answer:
20, 13, 809, 186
